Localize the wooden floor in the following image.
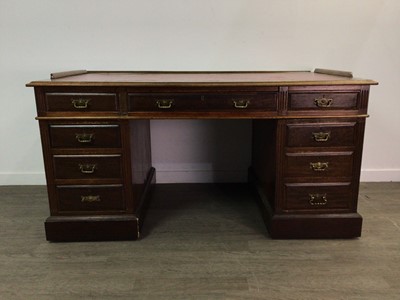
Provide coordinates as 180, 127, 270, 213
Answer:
0, 183, 399, 299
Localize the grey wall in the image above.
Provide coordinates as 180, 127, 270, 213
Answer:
1, 0, 399, 184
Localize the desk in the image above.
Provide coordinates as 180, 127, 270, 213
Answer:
27, 70, 377, 241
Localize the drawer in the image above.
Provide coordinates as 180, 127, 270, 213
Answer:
284, 151, 353, 178
53, 155, 122, 180
49, 124, 121, 148
288, 92, 358, 110
284, 182, 352, 211
128, 92, 277, 112
286, 122, 356, 147
203, 92, 277, 111
129, 93, 202, 111
56, 184, 125, 213
46, 93, 118, 112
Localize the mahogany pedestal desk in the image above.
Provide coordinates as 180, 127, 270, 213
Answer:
27, 70, 377, 241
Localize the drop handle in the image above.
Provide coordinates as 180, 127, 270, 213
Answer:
314, 97, 333, 107
312, 132, 331, 142
309, 194, 328, 206
71, 98, 90, 109
75, 133, 95, 143
156, 99, 174, 109
233, 99, 250, 109
310, 162, 329, 171
81, 195, 101, 203
79, 163, 97, 174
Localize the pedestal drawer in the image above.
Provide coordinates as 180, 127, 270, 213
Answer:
289, 92, 358, 110
284, 182, 353, 212
284, 151, 353, 178
286, 122, 356, 147
56, 184, 125, 213
50, 124, 121, 148
53, 155, 122, 180
46, 93, 118, 112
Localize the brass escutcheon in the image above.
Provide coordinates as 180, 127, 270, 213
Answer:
314, 97, 333, 108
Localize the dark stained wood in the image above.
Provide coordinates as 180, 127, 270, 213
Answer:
28, 70, 377, 241
268, 213, 362, 239
284, 151, 354, 178
285, 121, 356, 148
129, 120, 153, 212
46, 92, 118, 112
26, 70, 378, 87
283, 182, 353, 212
44, 215, 139, 241
129, 93, 202, 111
56, 184, 125, 214
53, 154, 122, 180
129, 92, 277, 112
288, 92, 358, 110
251, 120, 277, 209
203, 92, 277, 111
49, 124, 121, 148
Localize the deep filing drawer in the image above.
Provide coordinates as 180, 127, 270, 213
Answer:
284, 151, 354, 178
56, 184, 125, 213
284, 182, 353, 212
49, 124, 121, 148
53, 155, 122, 180
286, 122, 356, 147
288, 92, 358, 110
46, 93, 118, 112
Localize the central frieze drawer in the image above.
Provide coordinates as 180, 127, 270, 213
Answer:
56, 184, 125, 213
284, 182, 353, 211
289, 92, 358, 110
203, 93, 277, 111
129, 94, 202, 111
46, 93, 118, 112
286, 122, 356, 147
53, 155, 122, 180
49, 124, 121, 148
284, 151, 354, 178
128, 92, 277, 111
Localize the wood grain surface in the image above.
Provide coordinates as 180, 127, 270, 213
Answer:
27, 71, 378, 87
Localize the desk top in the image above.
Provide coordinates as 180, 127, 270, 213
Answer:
27, 70, 377, 87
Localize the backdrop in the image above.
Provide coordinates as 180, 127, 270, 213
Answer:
1, 0, 399, 184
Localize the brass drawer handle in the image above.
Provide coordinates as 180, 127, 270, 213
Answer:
312, 132, 331, 142
310, 162, 329, 171
81, 195, 101, 203
75, 133, 95, 143
314, 97, 333, 108
309, 193, 328, 206
79, 163, 97, 174
71, 98, 90, 109
233, 99, 250, 109
156, 99, 174, 109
